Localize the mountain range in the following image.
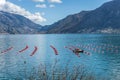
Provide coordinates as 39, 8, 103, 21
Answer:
0, 11, 42, 34
0, 0, 120, 34
46, 0, 120, 34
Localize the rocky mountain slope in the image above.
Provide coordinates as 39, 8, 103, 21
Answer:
46, 0, 120, 34
0, 11, 42, 34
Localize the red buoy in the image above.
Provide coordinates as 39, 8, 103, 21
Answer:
50, 45, 58, 55
18, 45, 29, 53
1, 47, 13, 54
30, 46, 38, 56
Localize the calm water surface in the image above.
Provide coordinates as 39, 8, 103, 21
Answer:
0, 34, 120, 80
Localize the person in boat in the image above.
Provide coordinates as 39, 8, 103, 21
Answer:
72, 48, 84, 57
65, 46, 84, 57
73, 48, 84, 54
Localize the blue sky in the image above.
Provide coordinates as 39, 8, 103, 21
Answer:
0, 0, 111, 25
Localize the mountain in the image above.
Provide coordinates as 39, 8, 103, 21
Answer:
46, 0, 120, 34
0, 0, 120, 34
0, 11, 42, 34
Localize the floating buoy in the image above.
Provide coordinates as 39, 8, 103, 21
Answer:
30, 46, 38, 56
50, 45, 58, 55
1, 47, 13, 54
18, 45, 29, 53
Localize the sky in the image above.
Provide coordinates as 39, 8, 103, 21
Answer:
0, 0, 112, 25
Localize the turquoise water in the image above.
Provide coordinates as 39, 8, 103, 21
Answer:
0, 34, 120, 80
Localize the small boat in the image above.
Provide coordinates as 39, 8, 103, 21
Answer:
73, 48, 84, 53
65, 46, 86, 57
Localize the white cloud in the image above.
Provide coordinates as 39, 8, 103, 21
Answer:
49, 0, 62, 3
33, 0, 62, 3
33, 0, 45, 2
28, 12, 46, 23
0, 0, 46, 24
0, 0, 6, 5
36, 4, 47, 8
33, 0, 62, 9
49, 4, 55, 8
